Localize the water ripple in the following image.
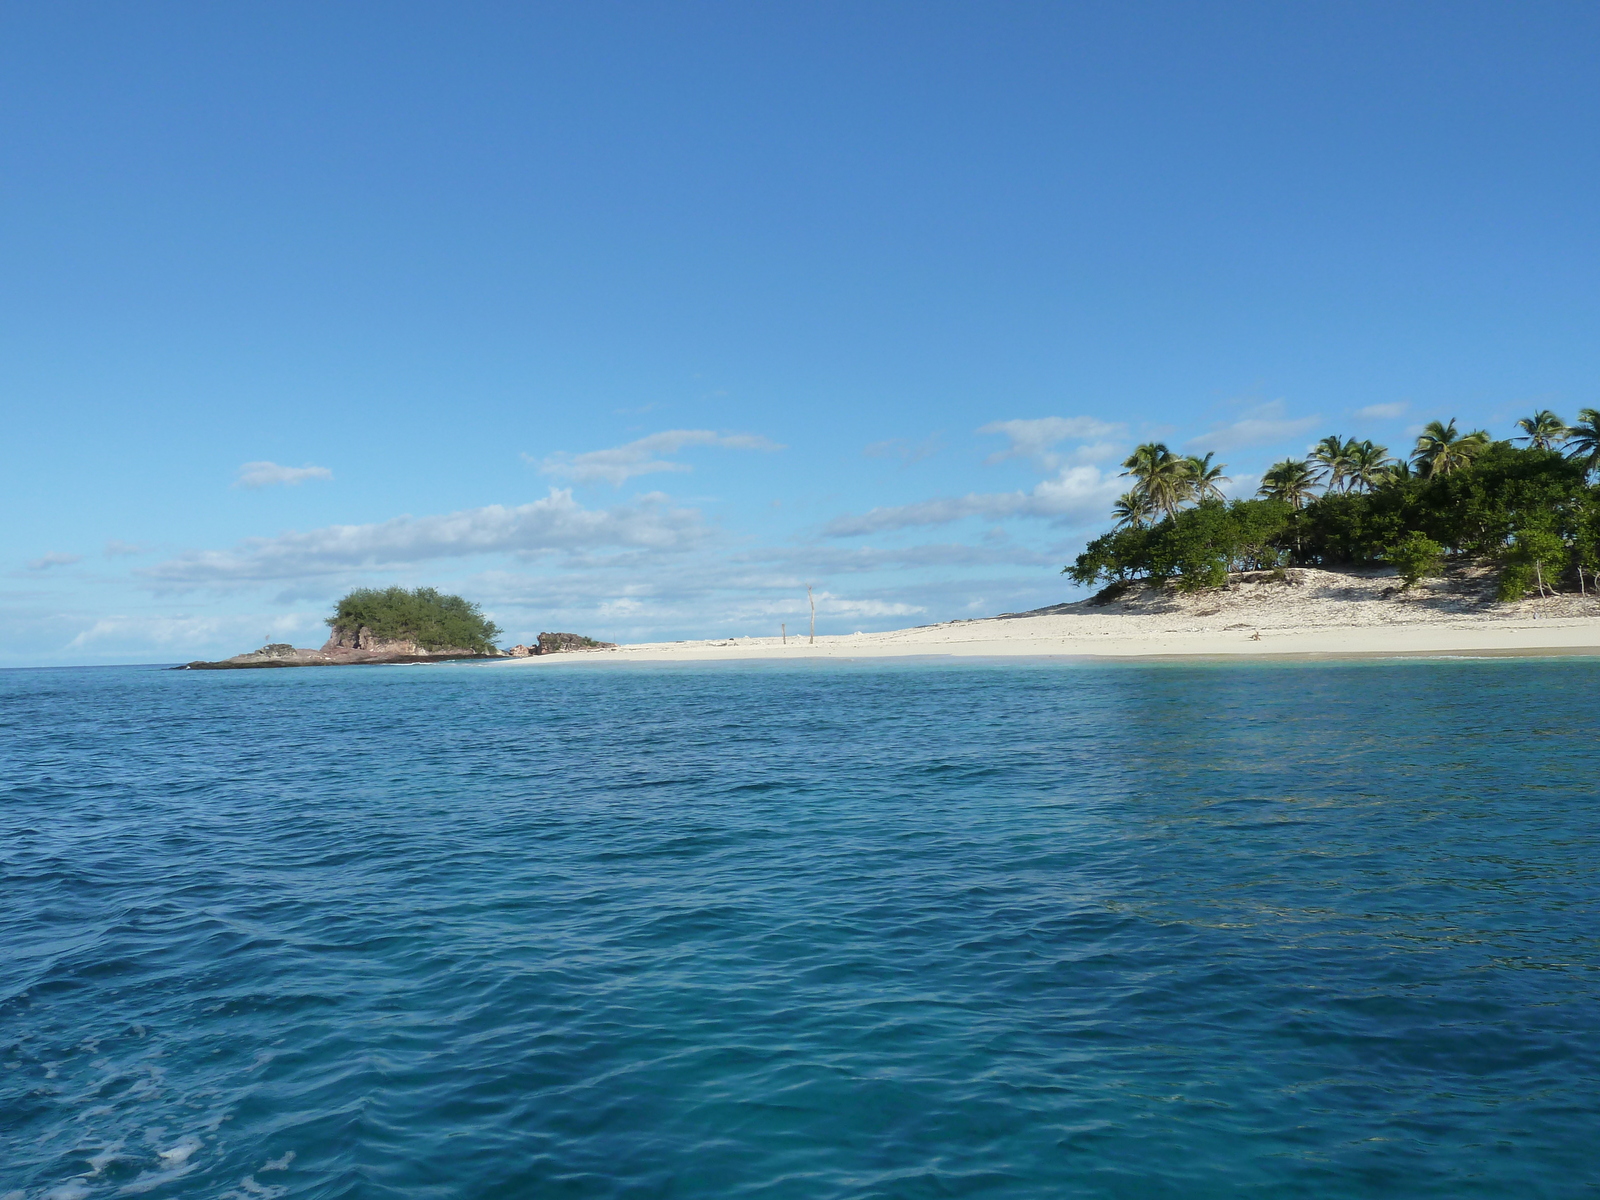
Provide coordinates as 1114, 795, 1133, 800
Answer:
2, 658, 1598, 1197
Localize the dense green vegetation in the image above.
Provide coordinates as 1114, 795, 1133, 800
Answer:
1067, 410, 1600, 600
327, 586, 501, 652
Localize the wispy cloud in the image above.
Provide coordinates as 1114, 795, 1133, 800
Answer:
822, 465, 1119, 538
1221, 472, 1261, 500
1355, 401, 1408, 420
979, 417, 1125, 469
234, 461, 335, 489
141, 489, 706, 587
26, 552, 82, 570
1184, 401, 1321, 453
104, 540, 152, 558
864, 434, 943, 466
464, 562, 940, 641
67, 611, 321, 651
536, 430, 784, 487
784, 592, 925, 619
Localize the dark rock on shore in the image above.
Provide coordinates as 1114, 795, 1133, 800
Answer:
504, 632, 619, 657
177, 637, 496, 670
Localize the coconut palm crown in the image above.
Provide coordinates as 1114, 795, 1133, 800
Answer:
1310, 435, 1355, 492
1119, 443, 1193, 520
1565, 408, 1600, 478
1342, 440, 1393, 493
1185, 452, 1230, 503
1411, 419, 1490, 478
1515, 410, 1569, 451
1110, 490, 1156, 529
1257, 459, 1319, 509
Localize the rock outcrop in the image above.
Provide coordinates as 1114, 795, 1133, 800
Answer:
179, 634, 496, 670
537, 631, 617, 654
505, 632, 618, 657
319, 624, 480, 658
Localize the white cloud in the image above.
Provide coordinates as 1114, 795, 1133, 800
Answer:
463, 562, 939, 642
26, 552, 82, 570
1185, 401, 1321, 453
1355, 402, 1408, 420
67, 611, 320, 651
808, 592, 926, 618
104, 540, 152, 557
536, 429, 783, 487
822, 465, 1119, 538
1069, 441, 1125, 464
234, 461, 335, 489
1218, 472, 1262, 501
141, 488, 705, 587
979, 417, 1125, 469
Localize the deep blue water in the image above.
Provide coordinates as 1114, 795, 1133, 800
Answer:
2, 657, 1598, 1199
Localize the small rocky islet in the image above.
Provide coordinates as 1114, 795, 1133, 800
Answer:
179, 586, 613, 669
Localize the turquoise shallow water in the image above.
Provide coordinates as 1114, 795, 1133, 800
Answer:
2, 658, 1598, 1198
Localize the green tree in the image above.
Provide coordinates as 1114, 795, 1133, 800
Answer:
1384, 532, 1444, 589
1574, 493, 1600, 594
327, 586, 501, 653
1498, 524, 1568, 600
1065, 499, 1291, 591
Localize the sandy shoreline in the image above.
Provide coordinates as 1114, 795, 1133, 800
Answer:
494, 568, 1600, 665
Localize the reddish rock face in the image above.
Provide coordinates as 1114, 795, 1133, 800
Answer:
322, 625, 416, 655
318, 625, 481, 658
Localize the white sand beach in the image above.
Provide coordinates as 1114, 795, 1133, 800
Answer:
498, 568, 1600, 663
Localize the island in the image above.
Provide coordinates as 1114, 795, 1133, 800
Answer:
179, 586, 614, 668
499, 413, 1600, 663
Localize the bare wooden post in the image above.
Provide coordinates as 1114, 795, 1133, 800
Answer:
1535, 560, 1546, 598
781, 622, 786, 645
807, 585, 815, 644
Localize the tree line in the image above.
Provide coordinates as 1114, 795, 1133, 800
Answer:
1067, 409, 1600, 600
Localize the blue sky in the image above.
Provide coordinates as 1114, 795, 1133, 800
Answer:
3, 2, 1597, 665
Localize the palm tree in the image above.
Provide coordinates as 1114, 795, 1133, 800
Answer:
1411, 419, 1490, 478
1257, 459, 1319, 509
1343, 440, 1393, 493
1515, 410, 1569, 451
1185, 452, 1230, 503
1120, 443, 1193, 520
1111, 490, 1156, 529
1565, 408, 1600, 478
1379, 456, 1413, 485
1310, 435, 1355, 492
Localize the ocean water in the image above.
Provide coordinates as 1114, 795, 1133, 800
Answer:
2, 658, 1598, 1199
